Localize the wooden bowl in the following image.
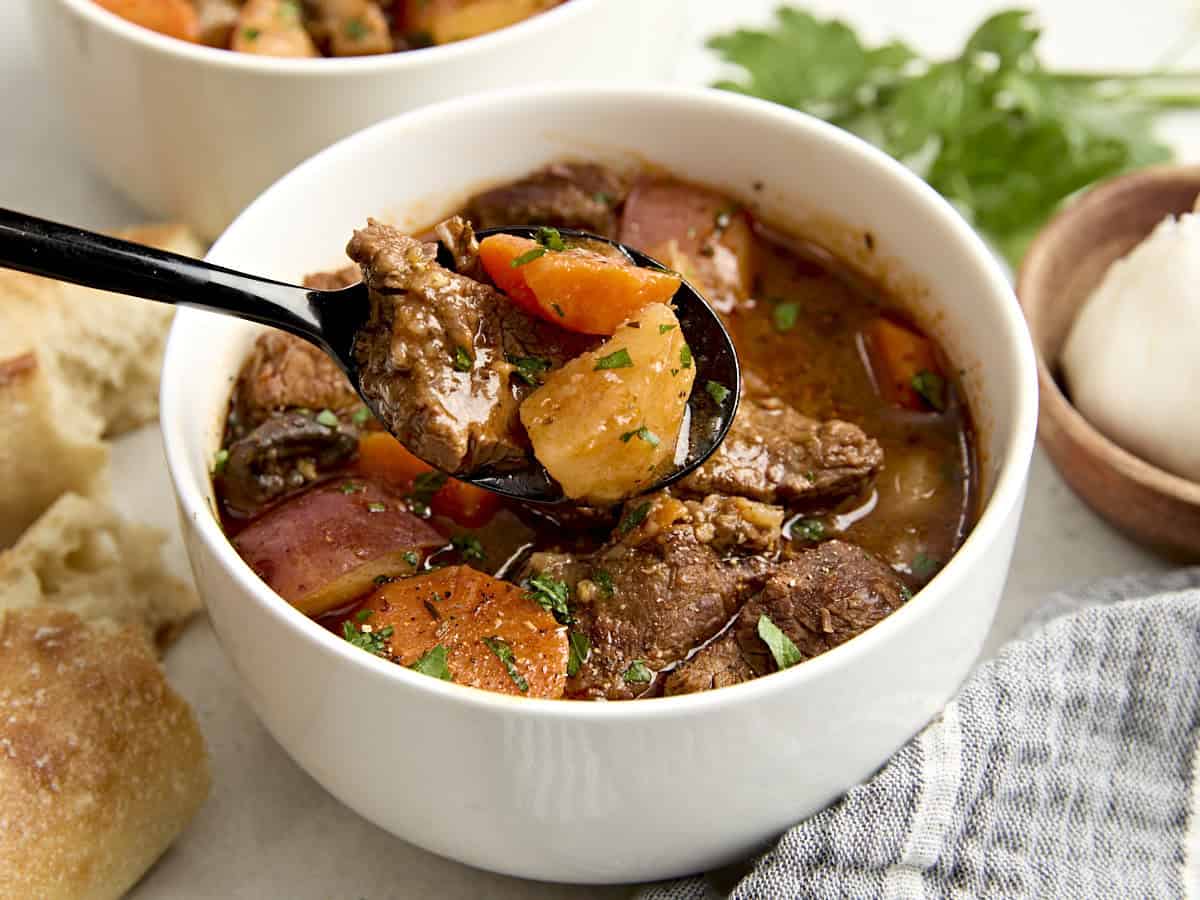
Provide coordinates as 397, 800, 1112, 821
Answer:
1017, 165, 1200, 560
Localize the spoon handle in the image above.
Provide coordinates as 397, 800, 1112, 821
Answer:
0, 207, 326, 343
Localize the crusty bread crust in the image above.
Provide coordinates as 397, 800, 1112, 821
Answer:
0, 493, 199, 652
0, 608, 210, 900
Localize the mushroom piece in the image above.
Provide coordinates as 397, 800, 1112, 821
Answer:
220, 411, 359, 516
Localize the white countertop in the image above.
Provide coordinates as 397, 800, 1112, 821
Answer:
3, 0, 1194, 896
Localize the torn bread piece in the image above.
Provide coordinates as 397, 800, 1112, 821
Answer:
0, 493, 199, 651
0, 223, 203, 546
0, 607, 210, 900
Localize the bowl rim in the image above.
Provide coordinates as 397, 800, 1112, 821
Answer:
58, 0, 599, 74
1017, 163, 1200, 507
162, 82, 1039, 721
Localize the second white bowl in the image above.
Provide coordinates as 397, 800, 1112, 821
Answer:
31, 0, 684, 239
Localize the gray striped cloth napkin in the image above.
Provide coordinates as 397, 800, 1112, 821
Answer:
640, 569, 1200, 899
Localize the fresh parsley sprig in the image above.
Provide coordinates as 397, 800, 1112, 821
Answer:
709, 8, 1200, 263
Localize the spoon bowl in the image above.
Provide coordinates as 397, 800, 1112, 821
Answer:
0, 208, 738, 504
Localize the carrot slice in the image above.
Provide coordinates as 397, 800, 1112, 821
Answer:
94, 0, 199, 41
354, 566, 568, 698
478, 233, 681, 335
357, 432, 501, 527
863, 318, 946, 412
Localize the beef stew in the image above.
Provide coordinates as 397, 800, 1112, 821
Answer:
213, 163, 978, 700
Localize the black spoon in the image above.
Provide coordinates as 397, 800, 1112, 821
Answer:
0, 209, 740, 504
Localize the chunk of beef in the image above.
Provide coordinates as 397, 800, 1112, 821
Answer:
465, 163, 631, 239
347, 220, 527, 474
662, 631, 753, 695
219, 411, 359, 517
347, 218, 596, 475
233, 331, 360, 435
664, 540, 906, 695
677, 395, 883, 509
525, 493, 782, 700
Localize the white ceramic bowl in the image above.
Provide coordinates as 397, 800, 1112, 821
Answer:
30, 0, 683, 240
161, 84, 1037, 884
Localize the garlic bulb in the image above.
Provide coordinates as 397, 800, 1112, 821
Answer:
1061, 210, 1200, 482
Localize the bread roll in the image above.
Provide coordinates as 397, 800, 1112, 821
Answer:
0, 608, 210, 900
0, 493, 199, 651
0, 224, 204, 547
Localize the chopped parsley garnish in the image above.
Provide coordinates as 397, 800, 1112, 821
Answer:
595, 348, 633, 371
511, 247, 547, 268
342, 619, 394, 657
509, 355, 552, 386
793, 518, 825, 542
911, 370, 947, 412
772, 302, 800, 332
242, 27, 261, 40
622, 659, 654, 684
483, 637, 529, 692
593, 192, 613, 205
620, 425, 661, 448
911, 552, 942, 579
567, 631, 591, 677
339, 481, 365, 494
536, 226, 567, 251
900, 585, 914, 601
356, 609, 373, 623
453, 346, 473, 373
680, 345, 693, 369
212, 448, 229, 476
316, 408, 340, 427
407, 470, 447, 515
705, 380, 730, 404
552, 303, 566, 318
402, 550, 420, 567
758, 615, 802, 670
526, 573, 571, 624
618, 501, 652, 535
658, 323, 677, 334
593, 569, 615, 597
410, 645, 452, 681
451, 534, 486, 563
367, 501, 387, 513
344, 16, 368, 40
352, 406, 371, 426
373, 574, 394, 585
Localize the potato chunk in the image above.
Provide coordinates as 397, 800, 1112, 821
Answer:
355, 566, 568, 698
233, 478, 444, 615
520, 303, 695, 504
232, 0, 320, 56
403, 0, 559, 45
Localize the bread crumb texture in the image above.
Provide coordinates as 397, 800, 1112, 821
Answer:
0, 608, 209, 900
0, 493, 199, 652
0, 224, 204, 546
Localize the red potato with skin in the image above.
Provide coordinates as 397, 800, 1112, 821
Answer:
356, 566, 568, 697
233, 477, 445, 616
619, 177, 756, 311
